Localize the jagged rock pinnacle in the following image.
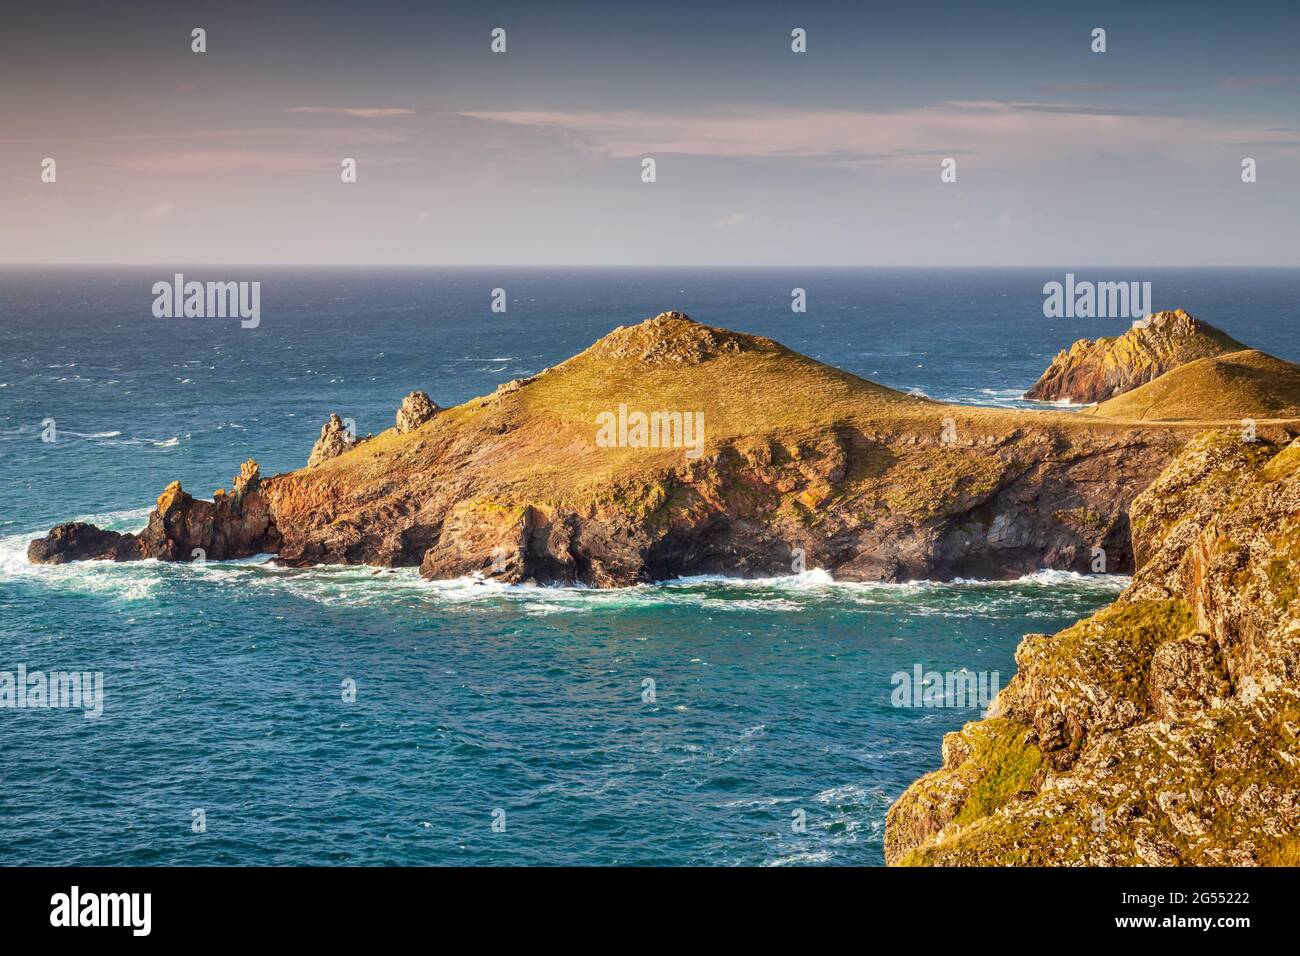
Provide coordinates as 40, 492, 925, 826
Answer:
307, 413, 354, 467
395, 391, 440, 434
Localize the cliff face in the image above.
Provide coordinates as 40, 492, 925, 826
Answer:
29, 313, 1190, 584
1025, 309, 1245, 405
885, 431, 1300, 866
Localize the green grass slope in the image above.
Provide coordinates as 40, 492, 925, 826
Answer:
1085, 349, 1300, 422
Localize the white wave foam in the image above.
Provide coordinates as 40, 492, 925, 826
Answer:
763, 850, 834, 867
815, 783, 888, 806
0, 509, 151, 585
78, 507, 152, 530
1023, 395, 1097, 408
949, 568, 1129, 590
662, 568, 836, 589
3, 510, 1128, 614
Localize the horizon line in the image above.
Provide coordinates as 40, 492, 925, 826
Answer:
3, 262, 1300, 270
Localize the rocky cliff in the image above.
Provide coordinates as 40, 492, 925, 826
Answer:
885, 431, 1300, 866
29, 312, 1197, 583
1025, 309, 1245, 405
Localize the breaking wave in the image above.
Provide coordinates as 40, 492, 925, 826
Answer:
3, 513, 1127, 617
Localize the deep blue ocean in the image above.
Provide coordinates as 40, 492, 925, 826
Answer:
2, 267, 1297, 865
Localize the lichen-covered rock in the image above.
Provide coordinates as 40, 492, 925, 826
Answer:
307, 413, 354, 467
232, 459, 260, 496
1025, 309, 1244, 404
395, 390, 440, 434
883, 717, 1044, 866
1148, 633, 1229, 720
589, 311, 760, 366
1126, 432, 1275, 598
886, 431, 1300, 866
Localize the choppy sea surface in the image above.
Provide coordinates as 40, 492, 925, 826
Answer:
2, 267, 1297, 865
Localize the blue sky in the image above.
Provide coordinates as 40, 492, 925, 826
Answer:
2, 0, 1298, 264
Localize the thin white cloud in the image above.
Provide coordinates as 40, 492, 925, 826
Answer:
114, 150, 331, 174
459, 101, 1240, 165
0, 127, 410, 145
286, 106, 415, 118
1217, 76, 1300, 89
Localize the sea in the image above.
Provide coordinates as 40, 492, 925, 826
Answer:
2, 267, 1297, 865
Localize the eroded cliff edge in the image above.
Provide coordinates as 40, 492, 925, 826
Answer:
885, 431, 1300, 866
29, 312, 1194, 584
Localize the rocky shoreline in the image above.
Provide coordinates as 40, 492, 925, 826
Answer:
28, 312, 1209, 583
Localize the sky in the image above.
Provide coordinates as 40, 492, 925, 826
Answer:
2, 0, 1298, 266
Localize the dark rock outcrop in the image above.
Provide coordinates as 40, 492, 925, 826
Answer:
26, 522, 141, 563
1025, 309, 1245, 405
133, 461, 279, 561
27, 460, 282, 565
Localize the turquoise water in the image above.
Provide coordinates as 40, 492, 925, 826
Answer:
2, 268, 1296, 865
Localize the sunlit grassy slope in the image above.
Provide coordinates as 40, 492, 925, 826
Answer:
1086, 349, 1300, 422
296, 315, 1300, 507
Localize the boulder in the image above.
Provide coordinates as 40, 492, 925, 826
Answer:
26, 522, 140, 564
395, 391, 440, 434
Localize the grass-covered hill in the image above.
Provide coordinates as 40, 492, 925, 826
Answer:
1085, 349, 1300, 422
